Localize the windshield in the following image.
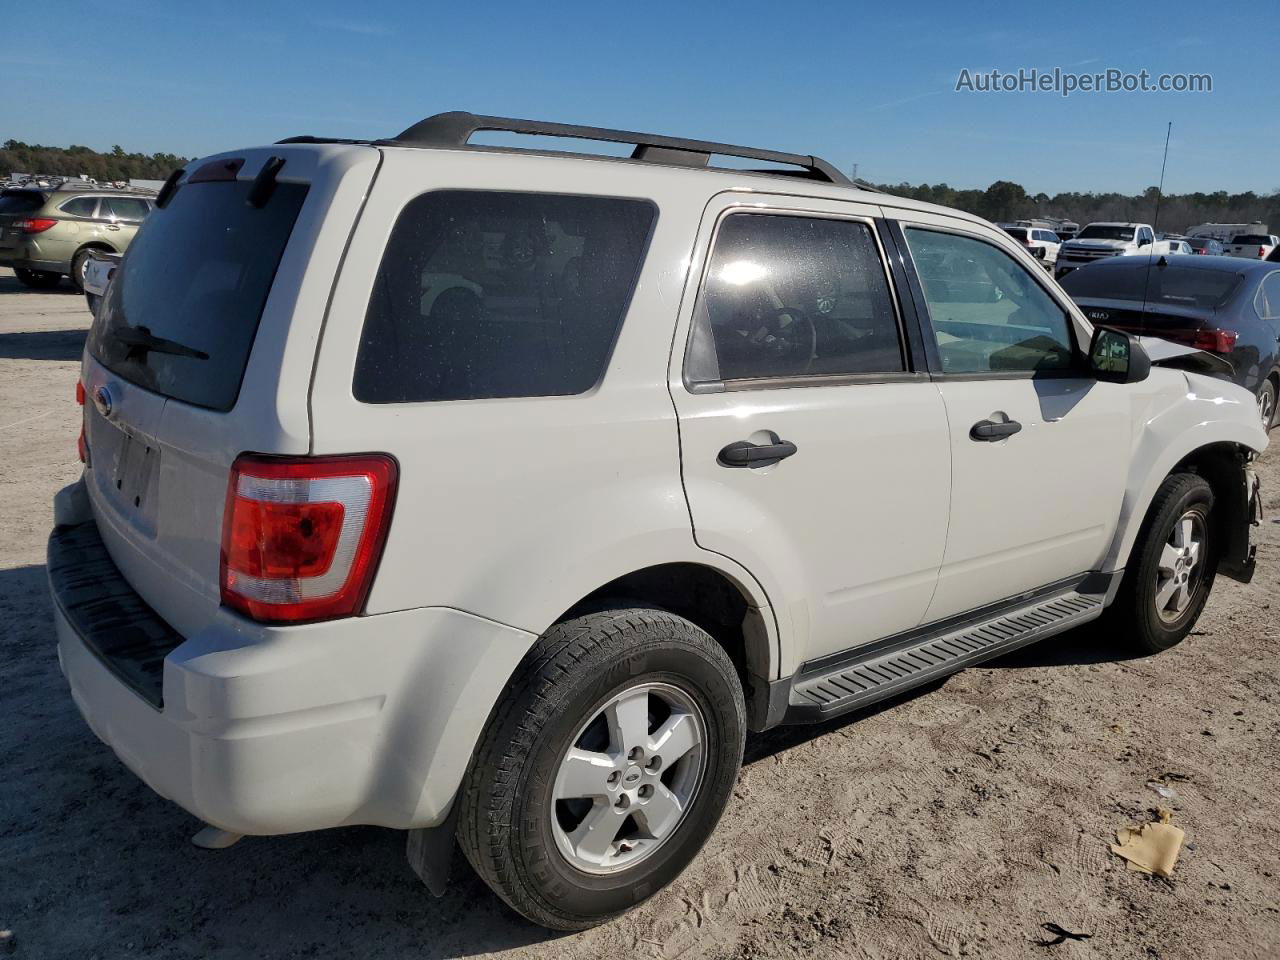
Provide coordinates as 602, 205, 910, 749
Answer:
1004, 228, 1029, 241
1076, 225, 1136, 241
87, 178, 308, 411
1060, 263, 1244, 309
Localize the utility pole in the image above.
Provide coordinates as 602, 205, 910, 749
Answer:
850, 162, 859, 182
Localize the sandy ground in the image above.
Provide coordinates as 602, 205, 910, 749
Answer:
1, 264, 1278, 959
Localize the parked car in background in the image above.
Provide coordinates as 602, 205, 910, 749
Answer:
0, 186, 153, 291
1226, 233, 1278, 260
1060, 254, 1280, 426
1166, 239, 1193, 255
1054, 222, 1173, 279
1188, 222, 1269, 245
1002, 225, 1060, 265
1187, 236, 1225, 256
47, 111, 1266, 931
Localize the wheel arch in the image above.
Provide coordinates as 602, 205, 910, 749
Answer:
1108, 433, 1261, 580
554, 560, 782, 731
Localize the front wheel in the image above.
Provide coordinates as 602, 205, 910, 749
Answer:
1108, 473, 1216, 654
457, 608, 746, 930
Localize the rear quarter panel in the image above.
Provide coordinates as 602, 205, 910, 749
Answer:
309, 148, 778, 645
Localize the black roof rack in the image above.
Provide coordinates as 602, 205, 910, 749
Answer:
369, 111, 851, 185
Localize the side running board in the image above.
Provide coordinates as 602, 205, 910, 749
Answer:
786, 588, 1106, 723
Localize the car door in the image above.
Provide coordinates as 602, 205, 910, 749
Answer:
892, 213, 1130, 623
670, 195, 951, 670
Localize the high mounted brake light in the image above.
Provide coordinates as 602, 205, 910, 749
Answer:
220, 454, 398, 623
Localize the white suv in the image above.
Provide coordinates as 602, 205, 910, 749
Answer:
49, 112, 1266, 930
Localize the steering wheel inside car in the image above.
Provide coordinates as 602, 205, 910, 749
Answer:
748, 306, 817, 376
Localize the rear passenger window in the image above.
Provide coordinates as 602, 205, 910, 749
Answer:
904, 228, 1075, 375
105, 197, 150, 222
686, 213, 904, 385
354, 191, 655, 403
60, 196, 98, 217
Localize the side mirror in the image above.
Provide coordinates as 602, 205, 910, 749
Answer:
1137, 236, 1152, 247
1089, 326, 1150, 384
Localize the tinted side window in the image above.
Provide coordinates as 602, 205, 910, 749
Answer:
59, 196, 98, 217
1256, 273, 1280, 321
354, 191, 654, 403
686, 214, 903, 384
105, 197, 151, 222
904, 228, 1075, 375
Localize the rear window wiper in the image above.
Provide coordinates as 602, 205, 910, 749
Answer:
112, 325, 209, 361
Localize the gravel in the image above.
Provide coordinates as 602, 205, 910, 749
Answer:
2, 267, 1277, 959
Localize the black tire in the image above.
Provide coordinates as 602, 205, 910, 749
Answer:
457, 607, 746, 930
70, 249, 94, 294
14, 267, 62, 290
1108, 473, 1216, 654
1258, 377, 1277, 431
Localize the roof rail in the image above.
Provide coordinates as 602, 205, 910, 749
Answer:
376, 111, 851, 185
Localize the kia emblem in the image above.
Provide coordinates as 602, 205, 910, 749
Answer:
92, 385, 114, 419
1088, 310, 1109, 321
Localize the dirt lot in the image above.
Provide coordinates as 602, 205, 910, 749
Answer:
1, 264, 1278, 959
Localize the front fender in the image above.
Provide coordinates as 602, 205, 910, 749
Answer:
1105, 371, 1267, 573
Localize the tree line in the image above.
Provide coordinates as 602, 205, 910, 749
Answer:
4, 140, 1276, 232
2, 141, 189, 183
872, 179, 1280, 233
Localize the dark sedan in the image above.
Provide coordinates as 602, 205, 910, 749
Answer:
1060, 255, 1280, 427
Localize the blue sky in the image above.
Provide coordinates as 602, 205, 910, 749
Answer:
3, 0, 1274, 195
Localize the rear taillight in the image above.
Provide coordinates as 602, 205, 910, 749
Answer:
76, 380, 86, 463
1259, 247, 1267, 259
1193, 329, 1238, 353
16, 217, 57, 234
220, 454, 398, 623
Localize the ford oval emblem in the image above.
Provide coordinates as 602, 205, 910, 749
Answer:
92, 385, 114, 419
1088, 310, 1109, 321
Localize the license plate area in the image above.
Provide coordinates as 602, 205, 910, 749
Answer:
90, 411, 163, 534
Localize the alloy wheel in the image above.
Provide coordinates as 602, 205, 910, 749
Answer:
550, 681, 706, 874
1154, 509, 1206, 623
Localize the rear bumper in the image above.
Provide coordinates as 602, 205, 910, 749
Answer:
50, 486, 536, 835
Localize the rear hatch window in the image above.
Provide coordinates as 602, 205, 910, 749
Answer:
0, 190, 46, 214
1061, 263, 1243, 309
86, 177, 308, 411
1231, 235, 1270, 245
353, 190, 655, 403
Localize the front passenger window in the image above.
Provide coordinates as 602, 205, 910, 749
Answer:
904, 228, 1075, 375
686, 213, 904, 384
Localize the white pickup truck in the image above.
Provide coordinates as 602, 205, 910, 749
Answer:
1054, 222, 1174, 279
1226, 232, 1279, 260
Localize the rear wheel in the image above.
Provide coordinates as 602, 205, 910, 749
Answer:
1108, 473, 1216, 654
14, 267, 62, 290
1258, 378, 1276, 431
70, 249, 95, 294
458, 608, 746, 930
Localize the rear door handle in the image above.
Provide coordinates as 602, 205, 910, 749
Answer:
718, 436, 798, 468
970, 418, 1022, 441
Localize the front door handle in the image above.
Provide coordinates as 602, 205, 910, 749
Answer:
718, 436, 798, 468
970, 418, 1022, 441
